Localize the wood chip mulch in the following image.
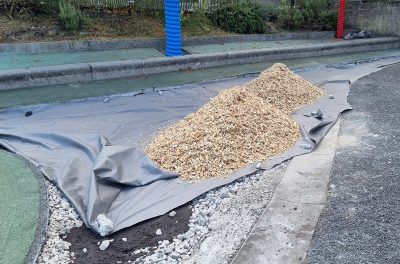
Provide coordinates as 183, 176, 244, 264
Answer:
145, 63, 323, 181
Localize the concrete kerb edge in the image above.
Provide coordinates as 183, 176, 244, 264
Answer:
0, 31, 335, 54
0, 37, 399, 89
0, 149, 49, 264
230, 119, 342, 264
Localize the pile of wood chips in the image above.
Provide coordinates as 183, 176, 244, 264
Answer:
246, 63, 323, 114
145, 63, 323, 181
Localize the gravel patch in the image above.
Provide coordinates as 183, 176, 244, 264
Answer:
136, 163, 286, 264
36, 162, 285, 264
36, 181, 83, 264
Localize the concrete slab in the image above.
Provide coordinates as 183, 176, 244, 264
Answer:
232, 120, 340, 264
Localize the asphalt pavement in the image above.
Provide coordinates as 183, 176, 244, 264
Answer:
305, 64, 400, 263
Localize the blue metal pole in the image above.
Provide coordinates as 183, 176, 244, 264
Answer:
164, 0, 182, 56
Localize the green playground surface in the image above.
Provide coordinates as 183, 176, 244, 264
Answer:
0, 150, 44, 264
1, 48, 399, 110
0, 48, 164, 70
183, 38, 340, 54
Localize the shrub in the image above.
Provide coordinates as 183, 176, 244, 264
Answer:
279, 0, 336, 30
59, 0, 88, 32
278, 1, 304, 29
208, 2, 266, 34
320, 9, 337, 30
302, 0, 328, 24
259, 3, 280, 22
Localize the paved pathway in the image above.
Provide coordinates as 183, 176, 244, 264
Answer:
305, 64, 400, 263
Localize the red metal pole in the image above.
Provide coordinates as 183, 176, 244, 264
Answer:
336, 0, 346, 39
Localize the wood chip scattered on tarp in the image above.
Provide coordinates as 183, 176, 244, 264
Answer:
145, 63, 323, 181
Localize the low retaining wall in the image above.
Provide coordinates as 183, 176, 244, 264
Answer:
0, 37, 399, 90
0, 32, 335, 55
345, 0, 400, 36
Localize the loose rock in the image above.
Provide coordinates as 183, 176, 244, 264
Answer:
99, 240, 111, 251
96, 214, 114, 237
169, 211, 177, 217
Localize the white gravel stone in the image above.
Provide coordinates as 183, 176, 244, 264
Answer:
136, 163, 286, 264
156, 229, 162, 236
170, 252, 180, 259
82, 248, 87, 253
169, 211, 177, 217
36, 182, 83, 264
99, 240, 111, 251
96, 214, 114, 237
122, 237, 128, 242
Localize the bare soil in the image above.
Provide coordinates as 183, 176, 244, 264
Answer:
0, 11, 227, 43
66, 204, 191, 264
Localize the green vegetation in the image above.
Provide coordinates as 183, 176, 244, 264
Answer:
59, 0, 88, 31
0, 0, 337, 43
278, 0, 337, 30
208, 2, 266, 34
181, 11, 226, 36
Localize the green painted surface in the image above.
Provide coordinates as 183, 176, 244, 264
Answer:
0, 151, 40, 264
0, 49, 400, 109
0, 48, 164, 70
184, 39, 340, 54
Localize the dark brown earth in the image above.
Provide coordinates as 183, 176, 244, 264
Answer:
66, 204, 191, 264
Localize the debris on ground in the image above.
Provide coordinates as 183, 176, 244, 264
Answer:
344, 31, 372, 40
146, 63, 322, 181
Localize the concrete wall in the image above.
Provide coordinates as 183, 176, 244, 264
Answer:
345, 0, 400, 36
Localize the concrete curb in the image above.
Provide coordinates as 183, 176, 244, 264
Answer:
231, 120, 341, 264
0, 31, 335, 54
1, 37, 399, 90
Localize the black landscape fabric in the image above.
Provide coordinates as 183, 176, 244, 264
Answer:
0, 70, 352, 235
